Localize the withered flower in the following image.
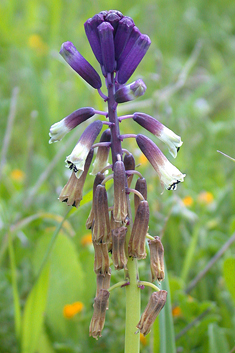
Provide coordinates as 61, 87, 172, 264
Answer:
134, 177, 147, 213
96, 267, 111, 296
93, 242, 110, 275
89, 289, 110, 339
136, 290, 167, 336
128, 200, 149, 259
112, 227, 128, 270
92, 185, 111, 245
113, 160, 128, 222
124, 153, 136, 188
86, 172, 105, 229
59, 149, 94, 207
148, 236, 165, 282
91, 129, 111, 175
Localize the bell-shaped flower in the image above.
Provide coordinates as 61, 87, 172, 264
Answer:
113, 160, 128, 222
59, 149, 94, 207
112, 226, 128, 270
114, 79, 146, 104
124, 153, 136, 188
136, 290, 167, 336
93, 242, 110, 275
133, 112, 182, 158
134, 177, 147, 213
49, 107, 95, 143
60, 41, 102, 89
91, 129, 111, 175
148, 236, 165, 282
96, 267, 111, 296
86, 172, 105, 229
136, 134, 186, 191
89, 289, 110, 339
65, 120, 102, 178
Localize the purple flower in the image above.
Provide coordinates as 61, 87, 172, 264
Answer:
115, 79, 147, 103
114, 16, 134, 60
60, 41, 102, 89
49, 107, 95, 143
136, 134, 185, 191
133, 112, 183, 157
98, 22, 115, 75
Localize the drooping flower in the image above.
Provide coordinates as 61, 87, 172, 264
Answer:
136, 134, 185, 191
114, 79, 147, 103
91, 129, 111, 175
148, 236, 165, 282
89, 289, 110, 339
113, 160, 128, 222
133, 112, 183, 158
65, 120, 102, 178
49, 107, 95, 143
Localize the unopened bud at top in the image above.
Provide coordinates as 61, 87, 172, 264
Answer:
65, 120, 103, 178
136, 290, 167, 336
98, 22, 115, 75
128, 200, 149, 259
117, 34, 151, 84
89, 289, 110, 339
136, 134, 186, 191
59, 149, 94, 207
133, 113, 182, 158
113, 160, 128, 222
84, 14, 104, 65
114, 16, 134, 60
60, 41, 102, 89
115, 79, 146, 104
49, 107, 95, 144
148, 236, 165, 282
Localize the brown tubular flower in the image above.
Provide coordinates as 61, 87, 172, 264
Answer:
89, 289, 110, 339
136, 290, 167, 336
59, 149, 94, 207
112, 227, 128, 270
96, 267, 111, 296
92, 185, 111, 246
148, 236, 165, 282
110, 210, 122, 231
86, 172, 105, 229
128, 200, 149, 259
124, 153, 135, 188
134, 177, 147, 213
113, 160, 128, 222
93, 242, 110, 274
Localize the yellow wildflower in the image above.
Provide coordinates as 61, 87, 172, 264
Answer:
63, 301, 84, 319
28, 34, 48, 55
138, 153, 148, 166
81, 234, 92, 246
182, 195, 194, 207
140, 332, 147, 346
197, 191, 214, 205
10, 169, 25, 182
172, 306, 182, 317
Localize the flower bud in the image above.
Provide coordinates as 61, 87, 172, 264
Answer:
148, 236, 165, 282
113, 160, 128, 222
134, 178, 147, 213
86, 172, 105, 229
60, 41, 102, 89
105, 11, 122, 34
115, 79, 146, 103
59, 149, 94, 207
112, 227, 128, 270
65, 120, 103, 178
114, 16, 134, 60
117, 26, 141, 70
136, 134, 186, 191
92, 185, 111, 245
128, 200, 149, 259
136, 290, 167, 336
89, 289, 110, 339
133, 113, 182, 158
91, 129, 111, 175
98, 22, 115, 75
96, 267, 111, 296
117, 34, 151, 84
93, 242, 110, 274
124, 153, 136, 188
49, 107, 95, 143
84, 14, 104, 65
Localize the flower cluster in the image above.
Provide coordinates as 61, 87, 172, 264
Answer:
49, 10, 185, 341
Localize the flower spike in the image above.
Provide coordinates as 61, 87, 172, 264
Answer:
60, 41, 102, 89
65, 120, 103, 178
136, 134, 185, 191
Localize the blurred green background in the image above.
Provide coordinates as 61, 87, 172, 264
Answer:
1, 0, 235, 352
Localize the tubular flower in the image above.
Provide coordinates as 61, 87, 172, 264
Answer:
65, 120, 102, 178
133, 112, 183, 158
49, 107, 95, 144
49, 9, 186, 344
137, 290, 167, 336
136, 134, 185, 191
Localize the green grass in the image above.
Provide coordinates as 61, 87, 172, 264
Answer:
1, 0, 235, 352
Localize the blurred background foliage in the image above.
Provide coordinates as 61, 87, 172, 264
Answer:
1, 0, 235, 352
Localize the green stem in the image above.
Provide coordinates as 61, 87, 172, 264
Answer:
138, 281, 160, 292
109, 281, 128, 292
